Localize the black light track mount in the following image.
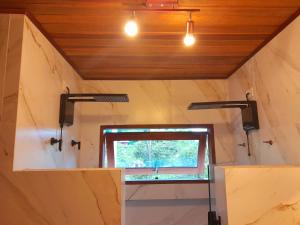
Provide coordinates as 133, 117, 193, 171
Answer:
188, 100, 259, 132
59, 91, 129, 128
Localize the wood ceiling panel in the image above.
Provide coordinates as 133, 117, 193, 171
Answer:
69, 56, 244, 66
0, 0, 300, 80
64, 46, 254, 57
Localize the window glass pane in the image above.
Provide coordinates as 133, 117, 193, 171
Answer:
114, 140, 199, 168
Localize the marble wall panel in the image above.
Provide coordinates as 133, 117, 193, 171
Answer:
215, 166, 300, 225
0, 14, 124, 225
214, 166, 227, 224
78, 80, 233, 225
228, 15, 300, 165
126, 199, 208, 225
14, 17, 82, 169
125, 183, 209, 200
79, 80, 235, 168
0, 169, 123, 225
0, 14, 24, 170
0, 14, 9, 120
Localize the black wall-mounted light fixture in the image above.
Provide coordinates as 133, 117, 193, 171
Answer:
59, 92, 129, 128
187, 95, 259, 156
188, 100, 259, 132
50, 88, 129, 151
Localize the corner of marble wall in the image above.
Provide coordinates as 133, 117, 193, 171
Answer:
214, 166, 228, 225
221, 166, 300, 225
0, 14, 25, 171
227, 15, 300, 165
0, 14, 10, 121
13, 15, 83, 170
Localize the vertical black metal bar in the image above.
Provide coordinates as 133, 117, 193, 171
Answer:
208, 165, 212, 211
59, 126, 63, 151
246, 130, 251, 156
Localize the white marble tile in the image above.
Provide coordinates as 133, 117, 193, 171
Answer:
0, 14, 124, 225
14, 17, 82, 169
126, 183, 209, 200
126, 199, 209, 225
79, 80, 235, 168
0, 14, 9, 121
215, 166, 300, 225
228, 15, 300, 165
0, 169, 123, 225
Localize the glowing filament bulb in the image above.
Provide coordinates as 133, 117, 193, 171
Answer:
124, 12, 138, 37
184, 33, 196, 47
183, 12, 196, 47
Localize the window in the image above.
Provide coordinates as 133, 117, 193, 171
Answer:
100, 125, 215, 184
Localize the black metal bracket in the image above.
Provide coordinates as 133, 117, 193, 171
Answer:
188, 97, 259, 156
59, 92, 129, 128
188, 100, 259, 132
56, 88, 129, 152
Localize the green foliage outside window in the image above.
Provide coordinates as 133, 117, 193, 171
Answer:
104, 128, 210, 181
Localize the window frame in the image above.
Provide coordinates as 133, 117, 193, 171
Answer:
99, 124, 216, 184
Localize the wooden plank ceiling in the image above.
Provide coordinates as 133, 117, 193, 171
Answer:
1, 0, 300, 80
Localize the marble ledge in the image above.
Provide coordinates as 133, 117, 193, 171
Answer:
125, 183, 210, 201
15, 168, 123, 172
215, 165, 300, 169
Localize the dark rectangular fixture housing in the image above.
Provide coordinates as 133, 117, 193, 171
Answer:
188, 101, 259, 132
59, 93, 129, 127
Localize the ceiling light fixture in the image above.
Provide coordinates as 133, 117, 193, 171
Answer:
124, 11, 138, 37
183, 12, 196, 47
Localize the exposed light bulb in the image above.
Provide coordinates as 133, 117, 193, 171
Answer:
183, 33, 196, 47
183, 12, 196, 47
124, 19, 138, 37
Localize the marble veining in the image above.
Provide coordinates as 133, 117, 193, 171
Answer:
126, 199, 208, 225
14, 17, 82, 169
215, 166, 300, 225
228, 15, 300, 165
0, 14, 124, 225
125, 184, 209, 200
79, 80, 235, 168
